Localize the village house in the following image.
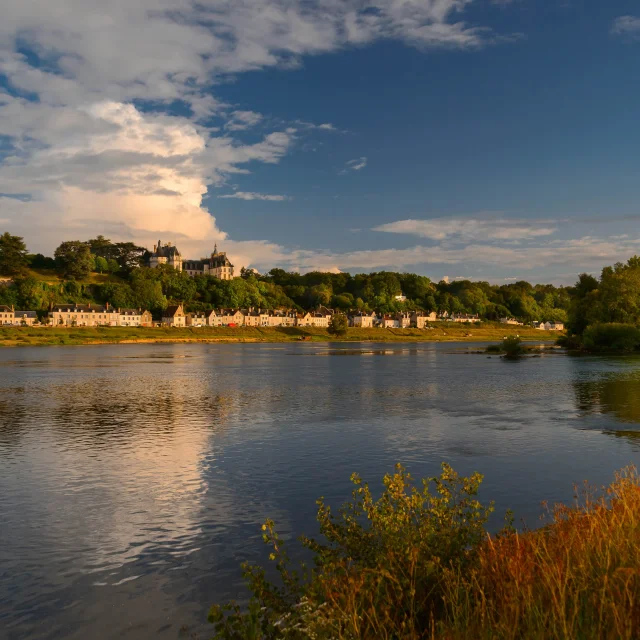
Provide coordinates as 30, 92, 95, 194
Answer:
264, 310, 297, 327
309, 311, 332, 328
395, 312, 412, 328
500, 317, 524, 326
382, 314, 401, 328
349, 311, 376, 328
219, 308, 245, 326
411, 311, 437, 329
162, 304, 186, 327
537, 321, 565, 331
49, 303, 121, 327
450, 314, 481, 323
13, 311, 38, 326
186, 312, 208, 327
0, 305, 15, 325
242, 308, 270, 327
119, 309, 153, 327
296, 312, 313, 327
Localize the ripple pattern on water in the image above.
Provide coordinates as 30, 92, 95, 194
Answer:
1, 343, 640, 639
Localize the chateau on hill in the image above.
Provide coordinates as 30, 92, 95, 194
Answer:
148, 241, 234, 280
149, 240, 182, 270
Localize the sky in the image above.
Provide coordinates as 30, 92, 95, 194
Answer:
1, 0, 640, 285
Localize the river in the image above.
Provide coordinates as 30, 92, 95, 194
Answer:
1, 342, 640, 639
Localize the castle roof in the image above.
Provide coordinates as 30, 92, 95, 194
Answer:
153, 240, 181, 258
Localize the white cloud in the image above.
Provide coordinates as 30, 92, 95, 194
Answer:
224, 110, 263, 131
611, 16, 640, 37
218, 191, 291, 201
0, 0, 515, 260
341, 156, 368, 173
235, 235, 640, 277
373, 217, 558, 242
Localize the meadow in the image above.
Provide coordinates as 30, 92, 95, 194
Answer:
0, 323, 556, 347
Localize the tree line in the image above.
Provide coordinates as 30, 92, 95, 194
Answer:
0, 231, 587, 325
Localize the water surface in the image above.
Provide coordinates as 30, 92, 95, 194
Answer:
1, 342, 640, 639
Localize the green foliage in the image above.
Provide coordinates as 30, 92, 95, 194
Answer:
209, 464, 493, 639
0, 232, 29, 276
54, 241, 94, 279
328, 313, 348, 337
107, 258, 120, 275
582, 323, 640, 352
500, 336, 526, 357
87, 236, 147, 273
94, 256, 109, 273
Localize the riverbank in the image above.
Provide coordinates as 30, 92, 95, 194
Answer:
0, 324, 558, 347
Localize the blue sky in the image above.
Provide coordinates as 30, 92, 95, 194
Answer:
1, 0, 640, 284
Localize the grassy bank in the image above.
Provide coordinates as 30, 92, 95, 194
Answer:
0, 324, 557, 347
210, 464, 640, 640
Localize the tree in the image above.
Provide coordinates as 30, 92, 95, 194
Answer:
328, 313, 348, 337
107, 258, 120, 275
95, 256, 109, 273
54, 241, 94, 279
87, 235, 114, 258
0, 233, 29, 275
112, 242, 147, 273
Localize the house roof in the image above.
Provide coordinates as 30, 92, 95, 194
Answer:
14, 310, 37, 318
0, 305, 13, 313
52, 304, 118, 314
164, 305, 184, 317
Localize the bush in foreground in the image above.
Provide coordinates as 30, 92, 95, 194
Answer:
210, 464, 640, 639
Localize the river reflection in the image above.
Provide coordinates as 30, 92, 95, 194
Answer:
2, 344, 640, 639
573, 363, 640, 448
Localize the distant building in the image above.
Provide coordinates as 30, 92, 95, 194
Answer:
0, 305, 14, 325
350, 311, 376, 328
500, 317, 523, 326
183, 245, 235, 280
186, 312, 208, 327
119, 309, 153, 327
49, 304, 121, 327
14, 311, 38, 326
450, 314, 481, 323
149, 240, 183, 271
148, 241, 234, 280
49, 304, 150, 327
411, 311, 437, 329
538, 321, 565, 331
162, 304, 186, 327
382, 314, 401, 328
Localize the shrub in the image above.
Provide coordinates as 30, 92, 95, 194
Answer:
582, 323, 640, 352
487, 336, 526, 357
209, 463, 494, 638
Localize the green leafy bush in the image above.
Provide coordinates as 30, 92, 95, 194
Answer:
209, 464, 494, 639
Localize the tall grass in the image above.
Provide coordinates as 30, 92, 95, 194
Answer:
210, 465, 640, 639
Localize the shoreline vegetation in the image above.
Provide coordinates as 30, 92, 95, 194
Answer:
210, 464, 640, 640
0, 324, 558, 348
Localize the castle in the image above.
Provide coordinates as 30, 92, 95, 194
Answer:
148, 241, 234, 280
